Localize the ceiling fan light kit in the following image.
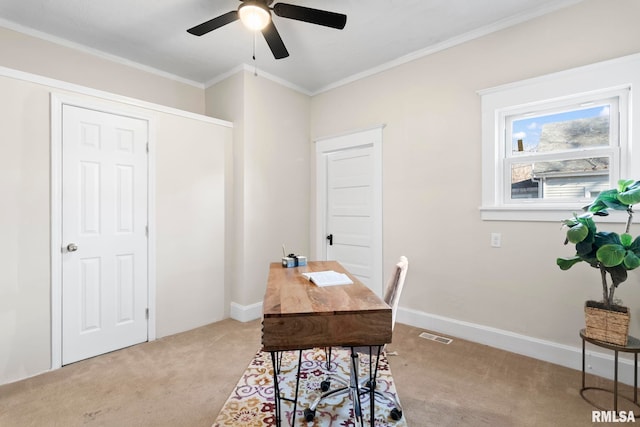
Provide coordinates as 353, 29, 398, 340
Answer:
187, 0, 347, 60
238, 1, 271, 31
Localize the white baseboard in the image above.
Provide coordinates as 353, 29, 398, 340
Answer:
230, 301, 263, 323
397, 306, 638, 386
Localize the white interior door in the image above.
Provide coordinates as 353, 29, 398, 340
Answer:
316, 127, 383, 296
61, 104, 149, 365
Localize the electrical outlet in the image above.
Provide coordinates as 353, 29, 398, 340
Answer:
491, 232, 501, 248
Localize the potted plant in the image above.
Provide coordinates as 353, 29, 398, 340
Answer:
557, 179, 640, 346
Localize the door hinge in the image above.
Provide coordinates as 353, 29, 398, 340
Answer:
145, 308, 149, 320
146, 142, 149, 153
145, 225, 148, 237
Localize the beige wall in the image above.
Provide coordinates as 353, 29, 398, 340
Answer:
205, 73, 244, 317
0, 26, 205, 113
206, 71, 311, 308
0, 78, 51, 384
310, 0, 640, 347
155, 113, 230, 337
0, 75, 230, 385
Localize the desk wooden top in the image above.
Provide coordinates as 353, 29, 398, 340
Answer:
262, 261, 392, 352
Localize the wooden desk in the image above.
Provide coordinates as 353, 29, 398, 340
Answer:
262, 261, 392, 352
261, 261, 392, 426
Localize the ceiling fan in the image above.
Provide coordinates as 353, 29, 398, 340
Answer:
187, 0, 347, 60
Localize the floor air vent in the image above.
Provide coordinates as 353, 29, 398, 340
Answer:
419, 332, 453, 344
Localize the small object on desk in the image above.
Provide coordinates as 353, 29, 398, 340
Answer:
282, 257, 296, 268
302, 270, 353, 286
281, 245, 298, 268
282, 253, 307, 268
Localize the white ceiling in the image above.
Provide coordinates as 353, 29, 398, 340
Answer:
0, 0, 581, 94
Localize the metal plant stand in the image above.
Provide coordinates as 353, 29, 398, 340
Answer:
580, 329, 640, 412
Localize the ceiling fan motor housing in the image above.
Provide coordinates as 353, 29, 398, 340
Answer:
238, 1, 272, 31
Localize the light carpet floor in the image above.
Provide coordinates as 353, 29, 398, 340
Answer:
212, 348, 406, 426
1, 319, 638, 426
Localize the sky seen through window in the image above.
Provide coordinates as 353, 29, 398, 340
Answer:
511, 105, 609, 153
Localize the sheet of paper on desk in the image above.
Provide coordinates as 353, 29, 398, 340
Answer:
302, 270, 353, 287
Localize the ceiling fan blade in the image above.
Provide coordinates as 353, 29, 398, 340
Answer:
187, 11, 239, 36
262, 20, 289, 59
273, 3, 346, 29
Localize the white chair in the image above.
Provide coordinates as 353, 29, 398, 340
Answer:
304, 256, 409, 425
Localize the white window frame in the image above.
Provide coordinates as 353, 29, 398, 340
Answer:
479, 53, 640, 222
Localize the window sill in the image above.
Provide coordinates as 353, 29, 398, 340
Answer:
480, 205, 632, 223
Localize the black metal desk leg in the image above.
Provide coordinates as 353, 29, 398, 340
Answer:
271, 351, 282, 427
362, 345, 382, 427
349, 348, 364, 426
270, 350, 303, 427
290, 350, 303, 426
614, 350, 619, 413
270, 352, 282, 427
369, 346, 380, 427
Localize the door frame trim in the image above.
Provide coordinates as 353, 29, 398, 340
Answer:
50, 93, 157, 369
313, 125, 384, 295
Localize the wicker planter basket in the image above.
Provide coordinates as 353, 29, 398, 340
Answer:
584, 301, 630, 346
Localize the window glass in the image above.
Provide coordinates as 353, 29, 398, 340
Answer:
509, 105, 611, 155
504, 98, 617, 203
510, 159, 610, 200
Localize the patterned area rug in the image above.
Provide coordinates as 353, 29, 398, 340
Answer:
212, 347, 407, 426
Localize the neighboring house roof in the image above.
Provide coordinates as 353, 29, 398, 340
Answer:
533, 116, 609, 177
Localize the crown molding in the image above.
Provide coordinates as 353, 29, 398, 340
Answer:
311, 0, 584, 95
0, 18, 204, 89
205, 63, 312, 96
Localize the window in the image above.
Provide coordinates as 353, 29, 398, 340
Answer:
480, 54, 640, 221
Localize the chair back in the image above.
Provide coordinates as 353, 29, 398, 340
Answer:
382, 256, 408, 330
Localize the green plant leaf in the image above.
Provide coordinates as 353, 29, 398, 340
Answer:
557, 256, 583, 270
621, 233, 633, 247
566, 223, 589, 244
617, 184, 640, 206
618, 179, 636, 192
576, 240, 595, 257
606, 265, 628, 286
624, 251, 640, 270
586, 189, 626, 213
561, 218, 579, 227
629, 236, 640, 255
574, 215, 597, 243
596, 244, 626, 267
594, 231, 622, 249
